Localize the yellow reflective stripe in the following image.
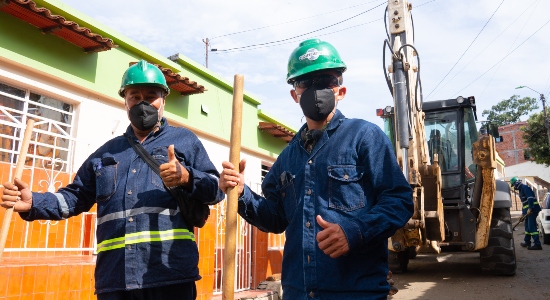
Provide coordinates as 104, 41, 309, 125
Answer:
97, 229, 194, 253
523, 204, 529, 209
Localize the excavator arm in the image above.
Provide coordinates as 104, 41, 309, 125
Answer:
384, 0, 444, 255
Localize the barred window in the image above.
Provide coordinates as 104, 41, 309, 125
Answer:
0, 81, 75, 172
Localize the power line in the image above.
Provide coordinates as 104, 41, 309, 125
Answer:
479, 0, 540, 97
211, 18, 383, 54
211, 2, 386, 52
435, 0, 538, 94
210, 0, 384, 40
453, 18, 550, 96
210, 0, 437, 54
425, 0, 505, 101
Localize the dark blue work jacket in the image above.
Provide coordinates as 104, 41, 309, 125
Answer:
518, 183, 541, 215
20, 119, 223, 294
238, 110, 414, 300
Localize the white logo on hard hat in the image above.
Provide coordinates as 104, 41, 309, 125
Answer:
299, 48, 329, 61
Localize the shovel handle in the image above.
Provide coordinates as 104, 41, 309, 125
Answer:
222, 75, 244, 299
0, 119, 35, 260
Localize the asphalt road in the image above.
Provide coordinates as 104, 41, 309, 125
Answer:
389, 211, 550, 300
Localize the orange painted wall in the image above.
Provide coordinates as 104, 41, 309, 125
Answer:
0, 161, 282, 299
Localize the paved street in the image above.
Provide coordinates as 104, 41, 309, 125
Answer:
390, 211, 549, 300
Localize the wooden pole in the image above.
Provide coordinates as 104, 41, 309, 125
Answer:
0, 119, 35, 260
222, 75, 244, 300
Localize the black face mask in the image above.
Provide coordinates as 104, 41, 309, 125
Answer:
128, 101, 159, 131
299, 84, 335, 121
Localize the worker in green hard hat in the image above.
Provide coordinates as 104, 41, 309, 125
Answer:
119, 60, 171, 139
219, 39, 414, 299
511, 177, 542, 250
2, 60, 223, 299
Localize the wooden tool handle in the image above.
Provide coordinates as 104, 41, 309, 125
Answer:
222, 74, 244, 300
0, 119, 35, 260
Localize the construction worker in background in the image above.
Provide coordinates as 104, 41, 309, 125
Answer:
1, 60, 223, 299
219, 39, 414, 299
511, 177, 542, 250
427, 129, 450, 171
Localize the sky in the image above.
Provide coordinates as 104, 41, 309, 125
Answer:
59, 0, 550, 131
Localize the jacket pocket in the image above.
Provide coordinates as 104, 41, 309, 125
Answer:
94, 157, 118, 202
278, 171, 297, 221
328, 165, 365, 211
151, 146, 169, 189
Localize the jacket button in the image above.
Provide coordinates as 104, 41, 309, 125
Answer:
307, 189, 312, 195
344, 174, 349, 180
132, 169, 136, 173
306, 221, 310, 228
127, 190, 132, 195
308, 160, 312, 164
128, 245, 132, 250
282, 192, 286, 197
309, 291, 314, 298
129, 217, 133, 222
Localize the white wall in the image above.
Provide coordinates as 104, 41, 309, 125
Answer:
506, 161, 550, 183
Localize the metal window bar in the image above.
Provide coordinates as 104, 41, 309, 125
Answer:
0, 80, 98, 255
213, 181, 256, 294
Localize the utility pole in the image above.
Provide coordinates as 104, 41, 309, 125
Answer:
516, 86, 550, 145
202, 38, 209, 68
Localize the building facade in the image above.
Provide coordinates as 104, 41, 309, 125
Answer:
0, 0, 294, 299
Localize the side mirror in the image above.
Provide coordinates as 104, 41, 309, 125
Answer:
487, 123, 503, 143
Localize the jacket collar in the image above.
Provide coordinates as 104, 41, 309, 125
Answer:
291, 109, 345, 144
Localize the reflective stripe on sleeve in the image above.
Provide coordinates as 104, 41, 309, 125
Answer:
96, 206, 180, 226
54, 193, 69, 218
97, 229, 194, 253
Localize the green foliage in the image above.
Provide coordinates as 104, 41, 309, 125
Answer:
522, 111, 550, 166
481, 95, 539, 127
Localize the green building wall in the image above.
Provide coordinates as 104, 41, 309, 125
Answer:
0, 0, 294, 158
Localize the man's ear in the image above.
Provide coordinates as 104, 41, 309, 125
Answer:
336, 86, 346, 101
290, 89, 299, 103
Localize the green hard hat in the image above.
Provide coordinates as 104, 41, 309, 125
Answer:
118, 60, 170, 97
510, 177, 520, 187
286, 39, 347, 84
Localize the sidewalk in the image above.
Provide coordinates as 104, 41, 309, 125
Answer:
211, 289, 278, 300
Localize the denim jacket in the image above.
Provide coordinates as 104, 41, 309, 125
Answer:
20, 118, 223, 294
238, 110, 413, 299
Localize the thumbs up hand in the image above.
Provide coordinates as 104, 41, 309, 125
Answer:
160, 145, 190, 188
316, 215, 349, 258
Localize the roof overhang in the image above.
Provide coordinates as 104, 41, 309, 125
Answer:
258, 122, 295, 143
0, 0, 117, 53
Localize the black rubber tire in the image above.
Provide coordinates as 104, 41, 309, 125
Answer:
479, 207, 517, 276
407, 246, 417, 259
388, 250, 409, 274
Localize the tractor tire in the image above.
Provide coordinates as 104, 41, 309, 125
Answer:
479, 207, 517, 276
388, 250, 409, 274
407, 246, 417, 259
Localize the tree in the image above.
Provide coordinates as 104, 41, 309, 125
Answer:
522, 111, 550, 166
481, 95, 539, 127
